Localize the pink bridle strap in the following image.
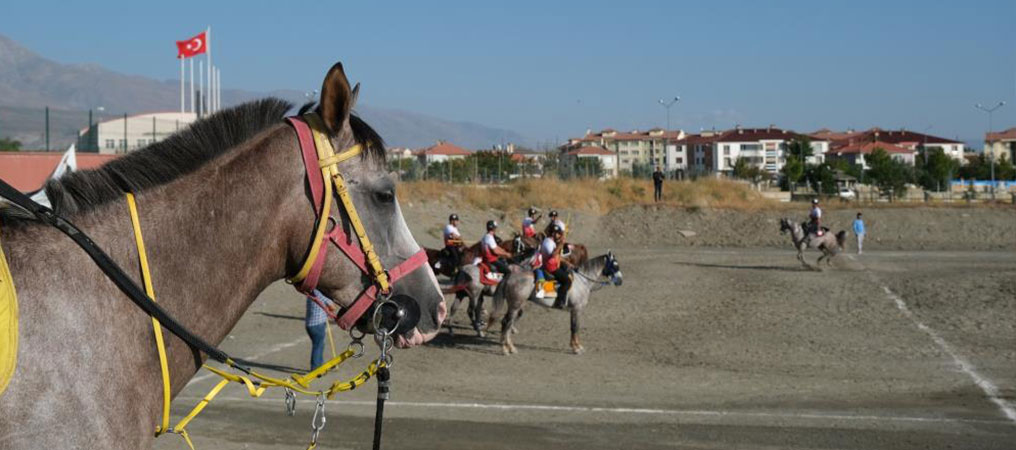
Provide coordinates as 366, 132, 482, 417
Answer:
286, 116, 430, 330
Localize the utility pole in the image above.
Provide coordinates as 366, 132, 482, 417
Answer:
975, 101, 1005, 200
123, 112, 128, 153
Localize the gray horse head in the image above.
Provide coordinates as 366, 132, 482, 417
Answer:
294, 63, 445, 346
603, 251, 623, 286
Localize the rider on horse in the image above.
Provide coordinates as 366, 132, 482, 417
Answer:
522, 207, 540, 238
533, 224, 570, 307
482, 220, 512, 275
438, 213, 464, 269
809, 198, 823, 236
543, 210, 566, 237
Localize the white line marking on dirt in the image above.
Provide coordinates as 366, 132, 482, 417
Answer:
171, 396, 1008, 425
877, 284, 1016, 424
187, 337, 306, 385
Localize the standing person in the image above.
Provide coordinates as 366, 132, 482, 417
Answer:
652, 166, 664, 202
481, 220, 512, 275
521, 208, 540, 238
305, 289, 336, 370
853, 212, 865, 255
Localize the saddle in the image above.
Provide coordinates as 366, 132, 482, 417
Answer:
478, 263, 502, 286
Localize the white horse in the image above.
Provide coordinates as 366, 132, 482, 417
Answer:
779, 218, 846, 268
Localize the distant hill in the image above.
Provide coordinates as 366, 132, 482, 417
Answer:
0, 33, 528, 150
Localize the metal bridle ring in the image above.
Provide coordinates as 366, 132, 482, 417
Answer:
347, 340, 365, 358
371, 299, 402, 336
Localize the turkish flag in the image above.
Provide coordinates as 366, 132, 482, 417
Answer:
176, 31, 207, 59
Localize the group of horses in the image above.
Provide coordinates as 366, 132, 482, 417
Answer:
425, 227, 623, 355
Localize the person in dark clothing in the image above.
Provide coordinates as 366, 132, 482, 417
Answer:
652, 166, 664, 202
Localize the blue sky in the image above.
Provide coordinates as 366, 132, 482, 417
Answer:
2, 0, 1014, 146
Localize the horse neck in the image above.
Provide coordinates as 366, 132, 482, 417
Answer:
574, 255, 607, 286
8, 125, 304, 391
790, 223, 805, 243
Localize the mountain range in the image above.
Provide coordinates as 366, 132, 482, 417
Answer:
0, 33, 528, 150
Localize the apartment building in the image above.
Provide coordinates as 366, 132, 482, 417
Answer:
815, 128, 965, 162
711, 126, 826, 175
567, 128, 685, 173
985, 127, 1016, 162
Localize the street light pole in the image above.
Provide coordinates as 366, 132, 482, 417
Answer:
658, 97, 680, 170
658, 96, 680, 131
975, 101, 1006, 199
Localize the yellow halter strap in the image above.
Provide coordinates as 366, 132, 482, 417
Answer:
287, 113, 391, 294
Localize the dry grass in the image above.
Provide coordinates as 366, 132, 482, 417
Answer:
395, 178, 778, 213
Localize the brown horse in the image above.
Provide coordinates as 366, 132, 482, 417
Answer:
518, 233, 589, 267
0, 63, 444, 450
426, 234, 516, 278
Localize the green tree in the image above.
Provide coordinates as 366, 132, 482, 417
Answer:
786, 137, 813, 162
865, 148, 913, 198
631, 162, 654, 178
781, 157, 804, 190
572, 157, 604, 179
997, 155, 1015, 181
0, 137, 21, 151
804, 163, 837, 194
916, 147, 959, 191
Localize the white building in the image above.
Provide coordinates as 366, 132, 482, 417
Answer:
564, 146, 618, 178
712, 126, 818, 175
825, 141, 917, 169
985, 127, 1016, 162
414, 141, 471, 164
662, 141, 688, 173
78, 112, 197, 154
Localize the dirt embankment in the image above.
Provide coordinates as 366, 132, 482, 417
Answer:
601, 205, 1016, 251
402, 201, 1016, 252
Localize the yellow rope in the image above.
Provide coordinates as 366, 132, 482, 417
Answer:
125, 193, 172, 436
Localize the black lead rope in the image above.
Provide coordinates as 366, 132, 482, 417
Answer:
373, 365, 390, 450
0, 179, 301, 374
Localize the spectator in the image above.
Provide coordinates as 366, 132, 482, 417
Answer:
853, 212, 865, 255
652, 166, 664, 202
305, 290, 336, 370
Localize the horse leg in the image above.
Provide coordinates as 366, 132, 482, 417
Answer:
447, 292, 466, 334
501, 306, 519, 355
570, 309, 584, 355
473, 289, 487, 337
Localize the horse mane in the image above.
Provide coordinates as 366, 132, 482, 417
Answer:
1, 98, 386, 223
578, 254, 609, 273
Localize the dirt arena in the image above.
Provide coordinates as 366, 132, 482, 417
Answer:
156, 206, 1015, 450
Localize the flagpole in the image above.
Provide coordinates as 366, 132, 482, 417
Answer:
189, 58, 195, 114
178, 57, 184, 113
212, 69, 218, 113
206, 26, 212, 114
199, 59, 204, 117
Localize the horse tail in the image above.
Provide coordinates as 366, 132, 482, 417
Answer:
836, 230, 847, 249
490, 274, 509, 318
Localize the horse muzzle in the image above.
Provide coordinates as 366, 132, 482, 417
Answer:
356, 294, 421, 338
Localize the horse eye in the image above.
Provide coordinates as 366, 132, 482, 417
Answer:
376, 190, 395, 203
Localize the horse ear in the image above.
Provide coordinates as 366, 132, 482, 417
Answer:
318, 62, 353, 134
349, 82, 360, 111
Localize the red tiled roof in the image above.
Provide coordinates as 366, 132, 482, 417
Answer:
826, 141, 914, 156
415, 142, 471, 156
986, 127, 1016, 141
0, 152, 118, 191
716, 127, 804, 142
567, 146, 615, 156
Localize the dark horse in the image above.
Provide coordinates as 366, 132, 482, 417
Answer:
0, 63, 445, 450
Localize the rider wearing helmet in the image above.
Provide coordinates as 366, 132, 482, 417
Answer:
522, 208, 541, 238
540, 224, 571, 308
481, 220, 512, 274
543, 210, 566, 237
440, 213, 464, 268
809, 198, 823, 236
